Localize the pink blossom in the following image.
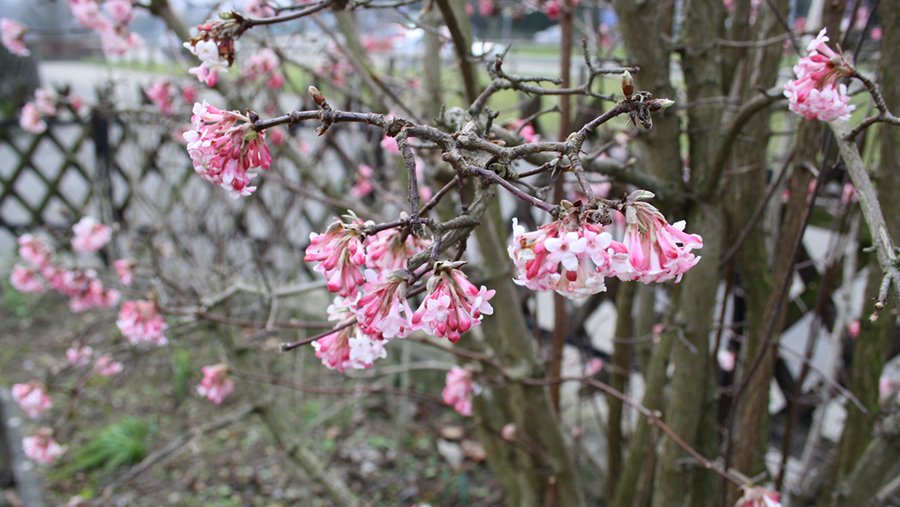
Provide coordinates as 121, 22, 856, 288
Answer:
351, 164, 375, 198
95, 354, 123, 376
267, 127, 286, 145
42, 268, 119, 311
508, 204, 630, 298
500, 423, 517, 440
184, 35, 231, 87
104, 0, 134, 24
181, 84, 197, 104
355, 270, 416, 340
620, 197, 703, 283
509, 120, 540, 143
544, 0, 560, 20
23, 429, 66, 464
364, 227, 432, 272
71, 216, 112, 252
68, 93, 85, 113
242, 48, 278, 82
411, 261, 495, 343
841, 182, 857, 204
735, 486, 782, 507
479, 0, 494, 16
717, 349, 736, 372
145, 79, 174, 115
69, 0, 109, 31
66, 346, 93, 366
871, 27, 882, 41
114, 258, 135, 286
184, 101, 272, 197
442, 366, 481, 416
19, 102, 46, 133
11, 382, 52, 418
847, 318, 861, 339
304, 215, 369, 297
465, 2, 474, 15
197, 363, 235, 404
243, 0, 275, 18
99, 26, 142, 55
10, 264, 45, 293
380, 136, 401, 155
584, 357, 603, 376
1, 18, 29, 57
34, 88, 58, 116
784, 28, 856, 121
18, 233, 52, 268
117, 300, 168, 346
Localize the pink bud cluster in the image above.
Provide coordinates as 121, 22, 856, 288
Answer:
242, 48, 285, 89
116, 300, 168, 347
442, 366, 481, 416
1, 18, 29, 56
68, 0, 141, 55
11, 382, 52, 418
304, 215, 370, 298
96, 353, 124, 376
10, 230, 120, 312
197, 364, 235, 404
509, 197, 702, 299
23, 429, 66, 464
784, 28, 856, 122
183, 101, 272, 198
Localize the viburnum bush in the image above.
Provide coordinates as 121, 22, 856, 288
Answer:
4, 0, 900, 506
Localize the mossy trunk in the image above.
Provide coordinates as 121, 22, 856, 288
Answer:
466, 194, 584, 507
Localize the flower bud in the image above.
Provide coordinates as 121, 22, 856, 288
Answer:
648, 98, 675, 111
621, 70, 634, 99
309, 86, 327, 107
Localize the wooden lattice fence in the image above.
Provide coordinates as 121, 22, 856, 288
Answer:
0, 111, 349, 270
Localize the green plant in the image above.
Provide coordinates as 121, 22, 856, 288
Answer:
66, 416, 151, 473
172, 348, 191, 402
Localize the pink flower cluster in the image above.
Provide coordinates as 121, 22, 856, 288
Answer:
183, 19, 241, 87
96, 353, 123, 376
10, 232, 120, 312
543, 0, 579, 20
243, 0, 275, 19
242, 48, 285, 89
12, 382, 52, 418
312, 296, 388, 372
67, 346, 94, 366
784, 28, 856, 122
117, 300, 168, 347
351, 164, 375, 198
735, 487, 782, 507
1, 18, 29, 56
19, 88, 58, 134
305, 217, 495, 368
183, 101, 272, 197
197, 364, 235, 404
442, 366, 481, 416
68, 0, 142, 55
304, 215, 370, 297
411, 261, 495, 343
509, 198, 702, 299
23, 429, 66, 464
145, 79, 174, 115
72, 216, 112, 252
114, 259, 135, 286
